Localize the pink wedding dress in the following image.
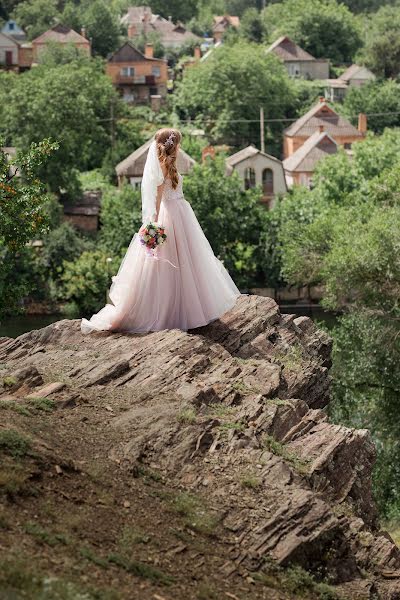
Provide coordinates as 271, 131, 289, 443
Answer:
81, 173, 240, 334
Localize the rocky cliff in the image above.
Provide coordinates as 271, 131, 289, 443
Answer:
1, 295, 400, 599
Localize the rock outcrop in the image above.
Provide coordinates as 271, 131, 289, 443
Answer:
1, 295, 399, 599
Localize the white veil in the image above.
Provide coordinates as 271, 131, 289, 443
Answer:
141, 138, 164, 223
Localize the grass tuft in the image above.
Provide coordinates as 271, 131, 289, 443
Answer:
28, 397, 56, 412
24, 522, 69, 546
177, 408, 197, 424
0, 429, 31, 458
240, 474, 262, 489
170, 492, 219, 535
107, 553, 175, 585
263, 434, 311, 475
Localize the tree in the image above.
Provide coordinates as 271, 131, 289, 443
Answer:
360, 6, 400, 78
343, 80, 400, 134
184, 156, 268, 286
239, 8, 265, 43
11, 0, 59, 40
273, 130, 400, 518
262, 0, 362, 64
1, 58, 117, 197
0, 139, 58, 317
173, 41, 294, 150
99, 184, 142, 255
80, 0, 121, 57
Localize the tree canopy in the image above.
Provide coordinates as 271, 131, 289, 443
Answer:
262, 0, 362, 64
173, 41, 294, 150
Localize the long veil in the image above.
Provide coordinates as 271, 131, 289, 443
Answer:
141, 138, 164, 223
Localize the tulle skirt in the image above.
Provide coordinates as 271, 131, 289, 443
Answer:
81, 196, 240, 334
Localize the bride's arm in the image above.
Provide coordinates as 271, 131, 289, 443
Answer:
155, 182, 164, 221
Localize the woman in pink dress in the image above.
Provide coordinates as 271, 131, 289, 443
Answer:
81, 128, 240, 334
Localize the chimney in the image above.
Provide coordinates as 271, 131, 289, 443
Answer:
194, 45, 201, 60
319, 125, 324, 133
202, 146, 215, 163
319, 96, 325, 103
127, 24, 135, 38
358, 112, 367, 135
145, 43, 154, 59
168, 15, 172, 21
80, 26, 86, 38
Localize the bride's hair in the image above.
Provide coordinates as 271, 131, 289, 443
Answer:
155, 128, 182, 189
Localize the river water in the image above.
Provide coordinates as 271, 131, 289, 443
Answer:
0, 303, 336, 339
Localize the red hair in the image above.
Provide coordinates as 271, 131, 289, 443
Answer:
155, 128, 182, 189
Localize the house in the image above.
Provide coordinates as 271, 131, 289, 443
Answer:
325, 64, 375, 102
107, 42, 168, 105
63, 191, 101, 232
32, 24, 91, 62
0, 31, 19, 70
1, 20, 26, 42
266, 36, 329, 80
225, 145, 287, 206
116, 138, 196, 187
283, 98, 366, 158
283, 130, 338, 188
212, 15, 240, 43
122, 6, 201, 49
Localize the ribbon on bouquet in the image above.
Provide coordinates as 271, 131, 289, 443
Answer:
145, 252, 179, 269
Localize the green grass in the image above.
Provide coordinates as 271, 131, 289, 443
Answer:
217, 421, 245, 433
24, 522, 69, 546
177, 407, 197, 424
240, 473, 262, 489
232, 379, 261, 395
0, 557, 119, 600
135, 465, 163, 482
28, 397, 56, 412
0, 429, 31, 458
0, 461, 31, 496
207, 404, 237, 418
107, 553, 175, 586
0, 398, 31, 416
80, 545, 174, 586
118, 526, 151, 552
253, 563, 339, 599
2, 376, 17, 387
275, 344, 305, 372
263, 435, 311, 475
170, 492, 219, 535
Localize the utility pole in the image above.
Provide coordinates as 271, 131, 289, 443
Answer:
110, 98, 116, 150
260, 106, 265, 153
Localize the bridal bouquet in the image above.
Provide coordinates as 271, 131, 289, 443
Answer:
139, 221, 167, 255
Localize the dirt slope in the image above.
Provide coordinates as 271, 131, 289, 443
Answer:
0, 295, 399, 600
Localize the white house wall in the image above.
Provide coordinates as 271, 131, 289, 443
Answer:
0, 33, 18, 66
232, 154, 287, 196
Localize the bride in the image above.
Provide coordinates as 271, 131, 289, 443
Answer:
81, 128, 241, 334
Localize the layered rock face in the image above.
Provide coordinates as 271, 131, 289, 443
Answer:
1, 295, 400, 598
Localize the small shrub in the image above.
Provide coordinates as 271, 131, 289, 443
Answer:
28, 397, 55, 412
23, 522, 68, 547
240, 474, 262, 489
263, 435, 311, 475
2, 376, 17, 388
170, 492, 219, 535
177, 408, 197, 424
0, 430, 31, 458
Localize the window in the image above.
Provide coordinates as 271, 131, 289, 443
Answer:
120, 66, 135, 77
152, 66, 161, 77
244, 167, 256, 190
344, 142, 352, 150
9, 22, 15, 30
262, 168, 274, 195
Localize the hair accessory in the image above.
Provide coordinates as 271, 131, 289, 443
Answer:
164, 132, 175, 148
